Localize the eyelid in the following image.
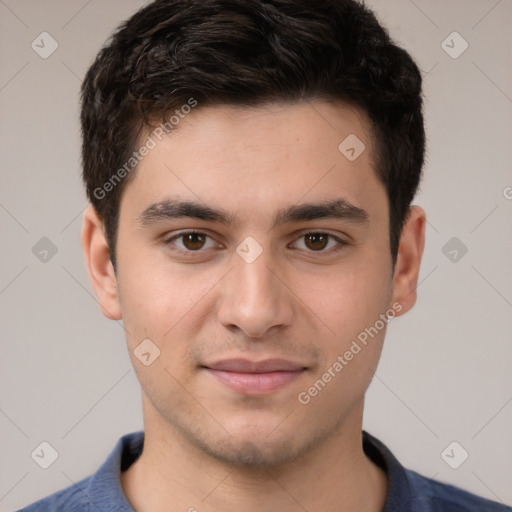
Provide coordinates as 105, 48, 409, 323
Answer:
291, 228, 349, 241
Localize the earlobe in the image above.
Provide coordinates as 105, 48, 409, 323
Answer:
390, 205, 426, 315
81, 205, 122, 320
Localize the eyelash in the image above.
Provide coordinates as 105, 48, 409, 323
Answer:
163, 230, 348, 257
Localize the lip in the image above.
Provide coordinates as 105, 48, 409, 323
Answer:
203, 358, 307, 395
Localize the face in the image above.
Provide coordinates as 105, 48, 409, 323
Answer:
84, 100, 424, 468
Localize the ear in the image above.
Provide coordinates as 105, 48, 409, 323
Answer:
81, 204, 122, 320
390, 205, 426, 315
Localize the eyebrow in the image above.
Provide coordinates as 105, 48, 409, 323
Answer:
137, 197, 369, 229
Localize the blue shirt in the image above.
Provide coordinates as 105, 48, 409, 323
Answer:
18, 430, 511, 511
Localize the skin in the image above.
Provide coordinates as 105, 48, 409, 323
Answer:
82, 100, 426, 512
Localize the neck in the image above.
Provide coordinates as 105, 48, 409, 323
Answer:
121, 399, 387, 512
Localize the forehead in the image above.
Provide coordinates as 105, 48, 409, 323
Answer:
119, 100, 386, 227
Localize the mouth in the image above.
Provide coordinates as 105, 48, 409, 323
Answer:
201, 358, 308, 395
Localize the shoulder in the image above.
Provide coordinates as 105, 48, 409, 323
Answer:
362, 431, 511, 512
16, 474, 95, 511
16, 431, 143, 512
405, 468, 512, 511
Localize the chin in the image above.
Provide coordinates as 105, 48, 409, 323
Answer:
202, 436, 300, 468
190, 420, 322, 469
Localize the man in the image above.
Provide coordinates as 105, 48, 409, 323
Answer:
19, 0, 511, 510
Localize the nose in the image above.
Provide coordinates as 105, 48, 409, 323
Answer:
216, 244, 294, 339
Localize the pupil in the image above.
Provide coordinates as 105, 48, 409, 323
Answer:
306, 233, 328, 250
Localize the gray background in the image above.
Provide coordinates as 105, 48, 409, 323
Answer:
1, 0, 511, 510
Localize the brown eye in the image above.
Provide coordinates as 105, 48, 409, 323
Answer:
182, 232, 206, 250
304, 233, 329, 251
165, 231, 218, 254
291, 232, 347, 254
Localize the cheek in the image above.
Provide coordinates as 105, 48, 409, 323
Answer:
116, 249, 218, 354
296, 272, 391, 415
302, 260, 392, 339
313, 253, 393, 378
115, 247, 177, 344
